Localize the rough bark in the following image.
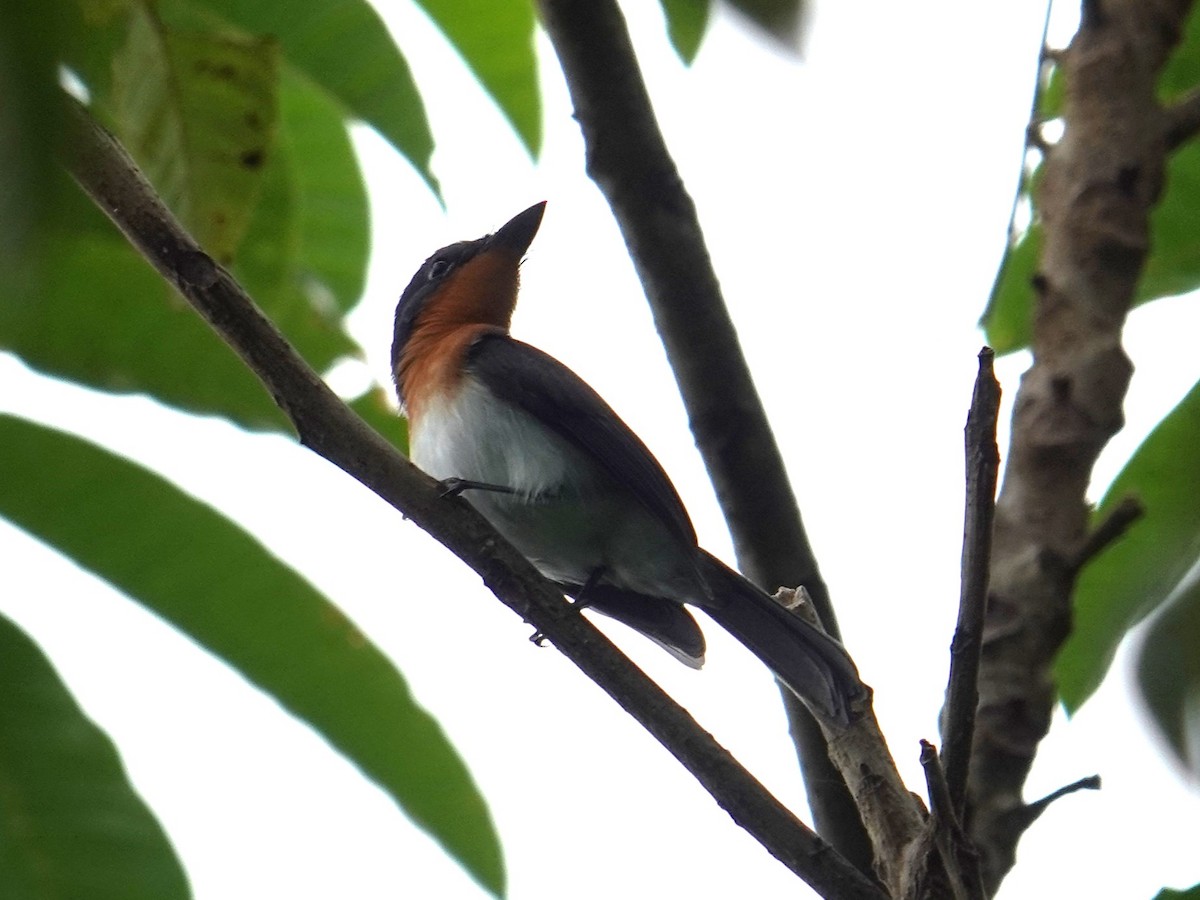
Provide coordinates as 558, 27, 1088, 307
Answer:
970, 1, 1196, 891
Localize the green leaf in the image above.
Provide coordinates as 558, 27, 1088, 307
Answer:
1037, 59, 1063, 119
0, 187, 291, 431
233, 68, 369, 362
985, 21, 1200, 356
981, 225, 1040, 354
0, 415, 504, 896
1056, 377, 1200, 711
266, 68, 370, 312
726, 0, 808, 46
58, 0, 135, 100
1154, 886, 1200, 900
985, 144, 1200, 356
0, 610, 189, 899
0, 0, 70, 296
111, 7, 279, 264
1139, 141, 1200, 302
1159, 3, 1200, 101
417, 0, 540, 155
1137, 581, 1200, 776
175, 0, 438, 193
0, 69, 381, 435
659, 0, 711, 63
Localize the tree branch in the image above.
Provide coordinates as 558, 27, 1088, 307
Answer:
62, 95, 888, 900
915, 741, 985, 900
1068, 494, 1144, 572
1019, 774, 1102, 826
782, 587, 929, 894
970, 1, 1196, 892
535, 0, 872, 869
981, 774, 1101, 857
820, 703, 926, 897
940, 348, 1001, 815
1164, 85, 1200, 151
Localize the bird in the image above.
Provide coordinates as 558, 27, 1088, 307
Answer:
392, 201, 864, 723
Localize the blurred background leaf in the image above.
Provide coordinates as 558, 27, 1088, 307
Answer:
0, 610, 190, 900
0, 415, 503, 896
659, 0, 711, 64
170, 0, 438, 192
415, 0, 541, 155
1154, 885, 1200, 900
0, 0, 69, 299
1137, 580, 1200, 778
1056, 378, 1200, 711
110, 7, 280, 264
724, 0, 808, 47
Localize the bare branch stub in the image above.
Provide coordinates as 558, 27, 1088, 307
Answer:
1068, 495, 1144, 572
1007, 774, 1102, 833
1164, 86, 1200, 150
941, 348, 1001, 816
916, 741, 986, 900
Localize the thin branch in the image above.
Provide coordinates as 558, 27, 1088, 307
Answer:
921, 741, 957, 834
941, 348, 1001, 814
918, 741, 986, 900
1164, 86, 1200, 151
786, 590, 928, 896
61, 96, 887, 900
1022, 774, 1102, 823
1068, 495, 1144, 572
820, 706, 927, 898
999, 774, 1102, 835
535, 0, 872, 868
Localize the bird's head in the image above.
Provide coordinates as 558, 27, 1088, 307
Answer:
391, 202, 546, 403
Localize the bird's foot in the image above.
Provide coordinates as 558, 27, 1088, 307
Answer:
437, 477, 518, 499
569, 567, 606, 611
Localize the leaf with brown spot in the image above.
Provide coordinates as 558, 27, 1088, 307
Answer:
111, 8, 279, 264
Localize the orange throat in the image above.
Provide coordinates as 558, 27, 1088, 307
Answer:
397, 248, 521, 422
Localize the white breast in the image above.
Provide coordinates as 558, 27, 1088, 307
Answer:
410, 376, 583, 497
409, 375, 703, 600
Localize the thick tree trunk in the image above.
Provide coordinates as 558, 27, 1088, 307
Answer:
969, 2, 1195, 892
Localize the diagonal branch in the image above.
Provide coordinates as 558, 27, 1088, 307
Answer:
61, 95, 887, 900
535, 0, 872, 869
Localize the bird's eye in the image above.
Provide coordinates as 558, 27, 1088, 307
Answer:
428, 259, 452, 280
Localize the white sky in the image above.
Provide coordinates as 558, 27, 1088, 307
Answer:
3, 1, 1200, 897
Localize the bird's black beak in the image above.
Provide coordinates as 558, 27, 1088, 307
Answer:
490, 201, 546, 256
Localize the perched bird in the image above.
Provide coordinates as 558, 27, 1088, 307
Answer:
392, 202, 863, 722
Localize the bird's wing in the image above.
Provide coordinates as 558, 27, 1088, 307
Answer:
467, 333, 697, 546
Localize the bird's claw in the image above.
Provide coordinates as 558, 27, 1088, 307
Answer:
437, 477, 469, 498
437, 477, 518, 499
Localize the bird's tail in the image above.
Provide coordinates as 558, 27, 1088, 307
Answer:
698, 551, 865, 724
